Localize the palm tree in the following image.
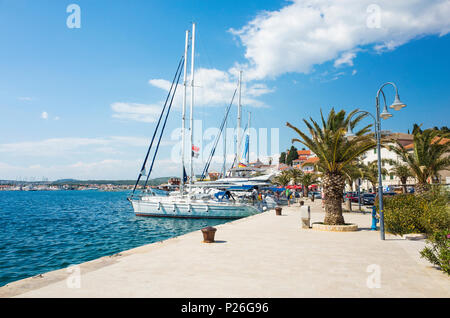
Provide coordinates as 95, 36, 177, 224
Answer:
389, 127, 450, 193
386, 160, 413, 193
297, 172, 320, 197
342, 161, 364, 192
287, 168, 303, 185
287, 108, 376, 225
360, 160, 388, 192
272, 170, 291, 187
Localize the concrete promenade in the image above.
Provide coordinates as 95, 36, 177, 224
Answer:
1, 199, 449, 298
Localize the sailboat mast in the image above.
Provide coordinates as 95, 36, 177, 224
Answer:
247, 111, 251, 165
222, 118, 227, 177
189, 23, 196, 185
181, 29, 189, 193
236, 70, 242, 166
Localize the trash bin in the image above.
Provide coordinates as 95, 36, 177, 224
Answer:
201, 226, 217, 243
300, 205, 311, 229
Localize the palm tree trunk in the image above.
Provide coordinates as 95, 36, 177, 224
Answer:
322, 172, 346, 225
400, 177, 407, 194
415, 182, 430, 194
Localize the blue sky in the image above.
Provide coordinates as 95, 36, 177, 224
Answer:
0, 0, 449, 180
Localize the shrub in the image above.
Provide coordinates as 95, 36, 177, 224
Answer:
376, 188, 450, 236
420, 229, 450, 275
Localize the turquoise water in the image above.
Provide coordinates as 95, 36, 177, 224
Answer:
0, 190, 229, 287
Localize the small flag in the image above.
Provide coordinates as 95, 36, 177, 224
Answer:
238, 162, 247, 168
192, 144, 200, 158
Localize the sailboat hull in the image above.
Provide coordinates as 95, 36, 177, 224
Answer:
131, 198, 261, 219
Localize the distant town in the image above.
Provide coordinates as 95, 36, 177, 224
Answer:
0, 177, 176, 192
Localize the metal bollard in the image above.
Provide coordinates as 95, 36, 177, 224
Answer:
275, 207, 282, 216
371, 206, 378, 231
201, 226, 217, 243
300, 205, 311, 229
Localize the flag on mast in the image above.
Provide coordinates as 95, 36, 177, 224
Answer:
192, 145, 200, 158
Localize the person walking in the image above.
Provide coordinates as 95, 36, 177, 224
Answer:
286, 188, 291, 207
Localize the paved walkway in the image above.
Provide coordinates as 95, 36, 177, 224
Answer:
1, 200, 449, 297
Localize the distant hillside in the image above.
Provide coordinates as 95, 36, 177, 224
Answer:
0, 177, 173, 186
50, 177, 172, 186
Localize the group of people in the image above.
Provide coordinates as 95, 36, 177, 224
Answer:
251, 187, 305, 206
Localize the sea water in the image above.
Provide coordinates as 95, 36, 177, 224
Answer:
0, 190, 229, 287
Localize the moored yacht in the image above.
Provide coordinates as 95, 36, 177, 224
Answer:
128, 23, 265, 219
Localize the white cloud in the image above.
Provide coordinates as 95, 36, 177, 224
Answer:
41, 111, 48, 120
0, 136, 173, 157
352, 69, 357, 76
111, 102, 162, 123
54, 116, 60, 120
18, 97, 33, 101
230, 0, 450, 79
148, 67, 273, 110
334, 51, 356, 67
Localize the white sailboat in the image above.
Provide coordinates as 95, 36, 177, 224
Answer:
129, 23, 262, 219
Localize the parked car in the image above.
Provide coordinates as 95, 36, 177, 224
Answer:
362, 193, 376, 205
345, 192, 360, 203
308, 191, 322, 199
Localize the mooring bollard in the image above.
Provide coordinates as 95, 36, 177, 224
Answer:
371, 206, 378, 231
201, 226, 217, 243
275, 207, 282, 216
300, 205, 311, 229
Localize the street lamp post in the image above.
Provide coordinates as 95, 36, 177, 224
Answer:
375, 82, 406, 240
347, 82, 406, 240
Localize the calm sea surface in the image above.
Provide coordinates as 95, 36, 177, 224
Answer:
0, 190, 229, 287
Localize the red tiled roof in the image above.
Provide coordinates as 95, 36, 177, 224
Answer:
297, 150, 311, 156
404, 137, 450, 150
302, 157, 319, 165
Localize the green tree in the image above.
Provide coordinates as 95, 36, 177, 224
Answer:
286, 145, 299, 166
272, 170, 291, 186
360, 160, 388, 192
287, 108, 376, 225
389, 127, 450, 193
386, 160, 413, 193
287, 168, 303, 185
279, 152, 286, 164
297, 172, 320, 197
